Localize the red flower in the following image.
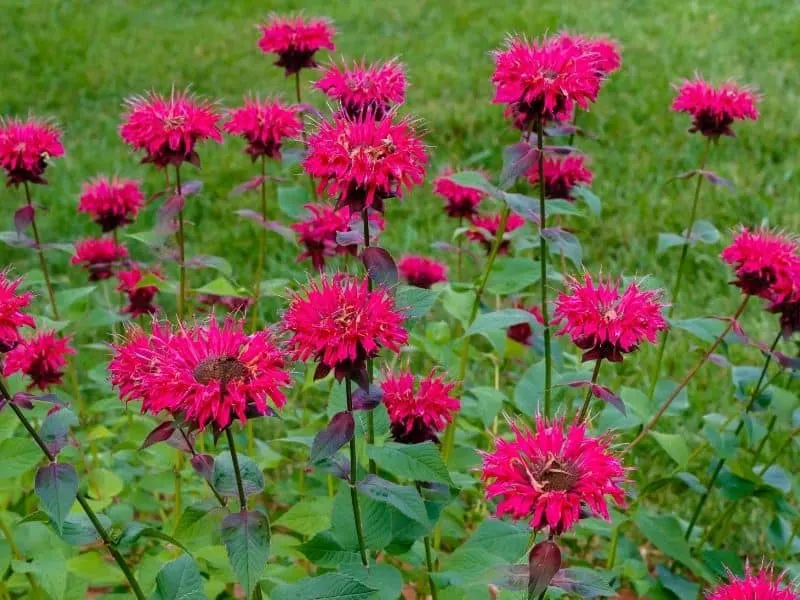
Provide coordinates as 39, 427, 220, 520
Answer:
257, 14, 336, 76
767, 264, 800, 337
492, 34, 601, 129
467, 212, 526, 255
672, 77, 759, 137
77, 176, 144, 232
381, 370, 460, 444
3, 331, 74, 390
0, 117, 64, 186
303, 113, 427, 212
707, 564, 797, 600
71, 238, 129, 281
433, 168, 487, 219
197, 294, 253, 313
110, 318, 290, 430
481, 418, 626, 534
554, 33, 622, 77
0, 273, 35, 353
116, 267, 162, 317
120, 90, 222, 168
398, 255, 448, 289
507, 301, 546, 346
292, 204, 384, 271
224, 97, 302, 161
526, 154, 593, 200
284, 274, 408, 381
553, 274, 668, 362
721, 228, 800, 300
315, 59, 407, 119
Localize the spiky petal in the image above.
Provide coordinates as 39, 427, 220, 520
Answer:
224, 97, 302, 160
0, 117, 64, 186
467, 212, 526, 255
315, 59, 407, 119
721, 228, 800, 300
433, 168, 487, 219
672, 78, 759, 137
706, 564, 797, 600
3, 331, 74, 390
526, 154, 593, 201
257, 14, 336, 76
78, 176, 144, 232
0, 273, 35, 353
397, 255, 448, 289
71, 238, 129, 281
381, 370, 460, 444
116, 266, 161, 317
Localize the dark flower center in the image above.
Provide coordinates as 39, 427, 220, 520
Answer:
193, 355, 249, 384
516, 455, 580, 492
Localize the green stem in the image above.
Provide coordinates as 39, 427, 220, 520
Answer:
536, 117, 553, 418
361, 210, 376, 474
345, 378, 369, 566
456, 217, 464, 282
24, 182, 58, 320
577, 359, 603, 422
249, 155, 268, 332
606, 521, 622, 569
416, 483, 438, 600
225, 426, 247, 512
175, 165, 186, 320
176, 424, 227, 507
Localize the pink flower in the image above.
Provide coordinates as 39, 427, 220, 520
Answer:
224, 97, 302, 161
721, 228, 800, 300
526, 154, 593, 200
120, 90, 222, 168
291, 204, 384, 270
110, 318, 290, 430
507, 301, 546, 346
0, 273, 35, 353
381, 370, 460, 444
433, 168, 487, 219
707, 564, 797, 600
315, 59, 407, 119
71, 238, 129, 281
257, 14, 336, 76
196, 294, 253, 313
397, 255, 448, 289
467, 212, 526, 255
554, 33, 622, 77
303, 113, 427, 212
672, 77, 759, 137
77, 176, 144, 232
283, 274, 408, 381
0, 117, 64, 186
553, 274, 668, 362
3, 331, 74, 390
116, 267, 162, 317
767, 265, 800, 338
491, 34, 601, 129
481, 418, 626, 534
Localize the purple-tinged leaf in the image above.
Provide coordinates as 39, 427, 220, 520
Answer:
180, 180, 203, 196
550, 567, 616, 596
362, 247, 398, 288
221, 511, 271, 599
542, 227, 583, 267
674, 169, 700, 181
316, 455, 351, 481
500, 142, 537, 190
352, 385, 384, 411
156, 194, 185, 234
190, 454, 214, 482
544, 124, 577, 137
0, 231, 36, 248
14, 205, 34, 234
697, 169, 735, 188
35, 463, 78, 534
234, 210, 295, 242
542, 145, 576, 155
11, 392, 35, 409
528, 540, 561, 596
310, 411, 354, 463
39, 407, 78, 456
140, 421, 176, 450
244, 402, 279, 420
444, 171, 501, 198
505, 193, 541, 225
568, 381, 626, 414
167, 426, 195, 453
231, 176, 266, 196
709, 353, 732, 369
336, 229, 363, 247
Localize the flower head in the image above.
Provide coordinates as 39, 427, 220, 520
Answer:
0, 273, 35, 353
467, 212, 526, 255
553, 274, 668, 362
110, 318, 290, 430
3, 331, 74, 390
283, 274, 408, 381
0, 117, 64, 186
224, 97, 302, 161
381, 370, 460, 444
672, 78, 759, 137
116, 267, 162, 317
767, 269, 800, 338
197, 294, 253, 313
257, 14, 336, 75
433, 168, 487, 219
303, 113, 427, 212
120, 90, 222, 168
71, 238, 129, 281
77, 176, 144, 232
398, 255, 448, 289
526, 154, 593, 200
554, 33, 622, 77
315, 59, 407, 119
721, 228, 800, 300
707, 564, 797, 600
481, 418, 626, 534
507, 301, 546, 346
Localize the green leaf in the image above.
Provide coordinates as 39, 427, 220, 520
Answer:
395, 285, 441, 321
117, 523, 193, 555
173, 502, 227, 551
60, 513, 112, 546
572, 185, 601, 215
651, 432, 690, 467
633, 511, 714, 582
340, 565, 403, 600
671, 317, 740, 345
277, 185, 309, 220
656, 232, 688, 255
464, 387, 506, 428
514, 360, 546, 415
54, 286, 96, 311
542, 228, 582, 268
34, 463, 78, 534
151, 555, 207, 600
440, 286, 476, 325
212, 452, 264, 498
357, 475, 430, 528
486, 257, 541, 294
444, 171, 501, 198
0, 436, 42, 478
467, 309, 537, 336
656, 565, 700, 599
271, 573, 377, 600
193, 277, 245, 298
221, 510, 270, 598
367, 442, 453, 485
275, 497, 334, 537
298, 531, 362, 567
40, 408, 79, 456
330, 488, 393, 552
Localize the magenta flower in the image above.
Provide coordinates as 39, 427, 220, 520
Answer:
257, 14, 336, 76
672, 77, 759, 137
467, 212, 526, 255
116, 267, 162, 317
433, 168, 487, 219
71, 238, 129, 281
507, 301, 546, 346
315, 59, 407, 119
526, 154, 593, 200
0, 117, 64, 186
0, 273, 35, 353
381, 370, 460, 444
78, 176, 144, 232
224, 97, 302, 161
707, 565, 797, 600
3, 331, 74, 390
554, 33, 622, 77
397, 255, 448, 289
721, 228, 800, 300
767, 263, 800, 337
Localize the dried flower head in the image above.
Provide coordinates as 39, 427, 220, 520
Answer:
71, 238, 129, 281
224, 97, 302, 161
3, 331, 74, 390
78, 176, 144, 232
316, 59, 407, 119
672, 77, 759, 137
381, 370, 460, 444
257, 14, 336, 75
0, 117, 64, 186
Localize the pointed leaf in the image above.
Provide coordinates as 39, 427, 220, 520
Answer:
367, 442, 453, 485
311, 412, 355, 463
501, 142, 537, 190
34, 463, 78, 534
271, 573, 377, 600
444, 171, 501, 198
39, 408, 78, 456
221, 511, 270, 598
151, 554, 207, 600
362, 247, 398, 288
140, 421, 176, 450
212, 452, 264, 498
14, 205, 34, 235
357, 474, 430, 527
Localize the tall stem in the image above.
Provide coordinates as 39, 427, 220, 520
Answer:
577, 359, 603, 422
225, 426, 248, 512
536, 116, 553, 418
250, 155, 269, 332
361, 209, 377, 474
416, 482, 438, 600
648, 138, 712, 401
627, 294, 750, 452
174, 165, 186, 320
456, 217, 464, 281
345, 378, 369, 566
294, 72, 317, 200
24, 182, 58, 319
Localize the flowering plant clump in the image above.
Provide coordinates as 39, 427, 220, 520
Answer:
315, 59, 407, 119
71, 238, 129, 281
224, 97, 302, 160
0, 117, 64, 186
257, 14, 336, 75
77, 176, 144, 232
381, 370, 460, 443
3, 331, 74, 390
672, 77, 759, 137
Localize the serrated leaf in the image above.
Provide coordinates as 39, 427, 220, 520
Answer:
651, 432, 690, 467
486, 257, 541, 294
367, 442, 453, 485
275, 497, 334, 537
357, 475, 430, 528
500, 142, 537, 190
34, 463, 77, 534
271, 573, 377, 600
212, 452, 264, 498
298, 531, 362, 567
467, 309, 538, 336
0, 436, 42, 478
60, 513, 112, 546
311, 412, 354, 463
221, 511, 270, 599
151, 555, 207, 600
395, 285, 440, 321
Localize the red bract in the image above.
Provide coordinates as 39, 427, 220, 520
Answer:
120, 90, 222, 168
283, 274, 408, 381
315, 59, 407, 119
507, 301, 546, 346
707, 565, 797, 600
553, 274, 668, 362
721, 228, 800, 300
303, 113, 427, 212
491, 34, 601, 128
380, 370, 460, 444
526, 154, 593, 200
397, 255, 448, 289
433, 168, 486, 219
257, 14, 336, 76
197, 294, 253, 313
71, 238, 129, 281
78, 176, 144, 232
672, 77, 759, 137
467, 212, 526, 255
481, 418, 626, 534
224, 97, 302, 161
116, 267, 162, 317
0, 117, 64, 186
110, 318, 290, 430
0, 273, 35, 353
3, 331, 74, 390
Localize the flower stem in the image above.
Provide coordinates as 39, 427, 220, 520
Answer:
249, 155, 269, 332
23, 182, 58, 320
361, 209, 377, 474
456, 217, 464, 281
627, 294, 750, 453
606, 520, 622, 569
577, 359, 603, 422
225, 426, 248, 512
648, 137, 712, 401
416, 482, 438, 600
175, 165, 186, 320
345, 377, 369, 566
536, 116, 553, 418
294, 72, 317, 200
176, 424, 227, 507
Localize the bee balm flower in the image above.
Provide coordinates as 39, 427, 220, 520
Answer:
721, 228, 800, 300
224, 97, 302, 161
257, 14, 336, 76
707, 565, 797, 600
71, 238, 129, 281
672, 77, 759, 137
77, 176, 144, 232
0, 273, 35, 353
315, 59, 407, 119
397, 255, 448, 289
116, 267, 162, 317
526, 154, 593, 201
433, 168, 487, 219
381, 370, 460, 444
3, 331, 74, 390
467, 213, 526, 255
0, 117, 64, 186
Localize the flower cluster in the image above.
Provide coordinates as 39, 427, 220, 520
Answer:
672, 77, 759, 137
433, 168, 486, 219
3, 331, 74, 390
116, 267, 162, 317
0, 273, 35, 353
467, 212, 526, 255
526, 154, 593, 200
381, 370, 460, 444
316, 59, 407, 119
78, 176, 144, 232
257, 14, 336, 76
224, 97, 302, 161
0, 117, 64, 186
397, 255, 448, 289
71, 238, 129, 281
